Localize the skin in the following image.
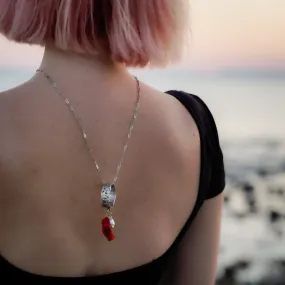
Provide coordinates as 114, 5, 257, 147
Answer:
0, 46, 223, 283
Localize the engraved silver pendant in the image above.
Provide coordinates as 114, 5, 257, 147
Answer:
101, 184, 116, 209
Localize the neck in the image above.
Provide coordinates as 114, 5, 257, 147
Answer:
37, 46, 130, 90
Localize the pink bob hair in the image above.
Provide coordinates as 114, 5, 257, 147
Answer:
0, 0, 190, 67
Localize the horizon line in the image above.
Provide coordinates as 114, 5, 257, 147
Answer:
1, 65, 285, 73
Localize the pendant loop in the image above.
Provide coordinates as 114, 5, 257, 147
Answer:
101, 184, 116, 209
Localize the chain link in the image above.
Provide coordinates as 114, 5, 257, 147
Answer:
36, 69, 140, 185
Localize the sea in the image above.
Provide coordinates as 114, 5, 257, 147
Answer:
1, 68, 285, 284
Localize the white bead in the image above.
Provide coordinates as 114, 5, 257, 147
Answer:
109, 217, 115, 228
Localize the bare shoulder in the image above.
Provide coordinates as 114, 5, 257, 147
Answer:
0, 83, 30, 146
139, 83, 201, 192
140, 83, 200, 158
0, 88, 18, 206
0, 83, 34, 188
0, 87, 19, 148
0, 82, 32, 119
0, 78, 40, 127
137, 83, 201, 242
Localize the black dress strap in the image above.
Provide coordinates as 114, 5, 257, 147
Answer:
165, 90, 225, 213
156, 90, 226, 262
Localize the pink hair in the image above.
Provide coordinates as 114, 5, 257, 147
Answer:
0, 0, 190, 67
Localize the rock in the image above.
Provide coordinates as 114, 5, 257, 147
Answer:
224, 195, 230, 203
257, 168, 270, 177
269, 210, 282, 223
248, 198, 258, 213
232, 212, 248, 219
224, 266, 236, 280
242, 182, 255, 193
235, 259, 250, 270
268, 187, 285, 197
274, 259, 285, 270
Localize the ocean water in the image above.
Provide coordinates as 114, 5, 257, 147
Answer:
1, 69, 285, 284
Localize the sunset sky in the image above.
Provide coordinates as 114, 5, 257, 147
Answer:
0, 0, 284, 69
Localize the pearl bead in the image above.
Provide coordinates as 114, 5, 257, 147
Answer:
109, 217, 115, 228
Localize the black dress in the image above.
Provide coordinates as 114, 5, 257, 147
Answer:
0, 91, 226, 283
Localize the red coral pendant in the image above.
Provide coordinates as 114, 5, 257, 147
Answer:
101, 217, 116, 241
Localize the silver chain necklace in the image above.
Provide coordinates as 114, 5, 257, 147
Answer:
36, 69, 141, 241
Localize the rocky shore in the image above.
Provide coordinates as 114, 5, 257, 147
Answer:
217, 139, 285, 284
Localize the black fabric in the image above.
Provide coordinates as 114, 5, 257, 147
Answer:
0, 91, 225, 283
166, 91, 225, 199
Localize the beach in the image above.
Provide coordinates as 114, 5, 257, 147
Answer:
1, 68, 285, 284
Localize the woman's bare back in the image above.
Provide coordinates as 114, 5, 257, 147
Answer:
0, 75, 200, 277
